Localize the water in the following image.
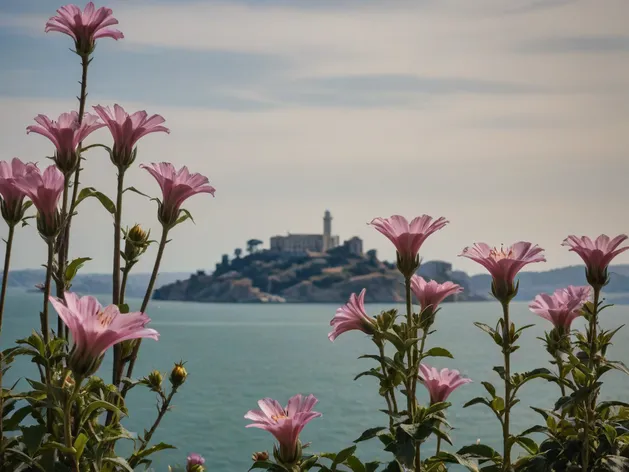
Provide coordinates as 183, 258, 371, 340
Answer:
3, 290, 629, 471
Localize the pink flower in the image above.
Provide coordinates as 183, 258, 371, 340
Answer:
245, 394, 321, 464
370, 215, 448, 277
45, 2, 123, 55
562, 235, 629, 287
141, 162, 215, 228
93, 104, 169, 169
328, 289, 375, 341
459, 242, 545, 302
27, 112, 104, 173
529, 286, 591, 331
0, 158, 38, 225
186, 453, 205, 472
418, 364, 472, 404
14, 165, 65, 238
410, 275, 463, 312
49, 291, 159, 377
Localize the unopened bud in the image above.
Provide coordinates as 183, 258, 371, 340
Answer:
186, 453, 205, 472
252, 451, 269, 462
170, 361, 188, 388
124, 224, 150, 263
146, 370, 163, 392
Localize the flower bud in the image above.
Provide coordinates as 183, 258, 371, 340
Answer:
375, 309, 397, 332
123, 224, 150, 263
252, 451, 269, 462
146, 370, 163, 392
170, 361, 188, 388
186, 453, 205, 472
36, 209, 62, 240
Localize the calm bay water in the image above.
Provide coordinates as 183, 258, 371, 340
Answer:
3, 289, 629, 471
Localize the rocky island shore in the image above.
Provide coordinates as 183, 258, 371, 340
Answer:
153, 245, 487, 303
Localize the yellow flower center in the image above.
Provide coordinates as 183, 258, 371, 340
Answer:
271, 413, 289, 422
489, 245, 513, 261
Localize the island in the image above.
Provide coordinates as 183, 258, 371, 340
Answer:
153, 210, 487, 303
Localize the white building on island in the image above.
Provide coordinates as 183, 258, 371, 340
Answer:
270, 210, 365, 254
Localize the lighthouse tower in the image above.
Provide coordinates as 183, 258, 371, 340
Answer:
322, 210, 333, 252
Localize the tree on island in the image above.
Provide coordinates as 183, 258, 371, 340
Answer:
234, 248, 242, 259
246, 239, 263, 254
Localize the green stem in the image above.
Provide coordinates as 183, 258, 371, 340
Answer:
583, 287, 600, 472
112, 169, 125, 388
41, 240, 55, 434
0, 223, 15, 465
122, 227, 169, 395
128, 388, 177, 468
404, 276, 416, 421
378, 342, 395, 430
415, 444, 421, 471
64, 378, 82, 472
119, 266, 131, 305
436, 433, 442, 455
56, 183, 69, 339
0, 224, 15, 336
501, 301, 512, 472
61, 53, 90, 297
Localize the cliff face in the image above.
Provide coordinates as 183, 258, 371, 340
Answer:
153, 248, 487, 303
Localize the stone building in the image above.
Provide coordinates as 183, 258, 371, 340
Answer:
269, 210, 341, 254
344, 236, 363, 256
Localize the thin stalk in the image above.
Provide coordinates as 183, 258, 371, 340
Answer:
415, 444, 421, 471
42, 240, 55, 434
122, 227, 169, 391
120, 266, 131, 305
501, 301, 512, 472
64, 378, 82, 472
378, 342, 395, 430
0, 224, 15, 335
583, 287, 601, 472
0, 223, 15, 465
404, 276, 416, 420
436, 433, 442, 455
111, 169, 125, 388
60, 52, 90, 295
56, 183, 69, 339
129, 387, 178, 468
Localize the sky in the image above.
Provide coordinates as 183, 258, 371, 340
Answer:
0, 0, 628, 275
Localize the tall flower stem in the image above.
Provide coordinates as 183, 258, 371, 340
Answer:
501, 301, 512, 472
378, 342, 396, 430
0, 223, 15, 465
64, 377, 82, 472
404, 276, 416, 419
59, 52, 90, 300
582, 286, 601, 472
119, 265, 131, 305
42, 239, 55, 434
56, 184, 69, 339
0, 224, 15, 335
111, 169, 125, 387
122, 227, 169, 393
128, 387, 178, 468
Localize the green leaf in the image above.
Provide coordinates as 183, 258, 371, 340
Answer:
434, 451, 480, 472
491, 397, 505, 412
457, 444, 501, 460
464, 397, 491, 409
354, 369, 384, 382
81, 399, 124, 425
515, 436, 539, 455
345, 456, 366, 472
382, 460, 404, 472
481, 382, 496, 398
103, 457, 134, 472
600, 455, 629, 472
365, 462, 380, 472
520, 425, 547, 436
21, 424, 46, 455
422, 347, 454, 359
332, 445, 357, 468
75, 187, 115, 214
65, 257, 92, 283
354, 426, 387, 443
124, 186, 150, 198
174, 208, 195, 227
3, 405, 33, 431
41, 440, 76, 455
132, 442, 176, 460
73, 433, 88, 459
